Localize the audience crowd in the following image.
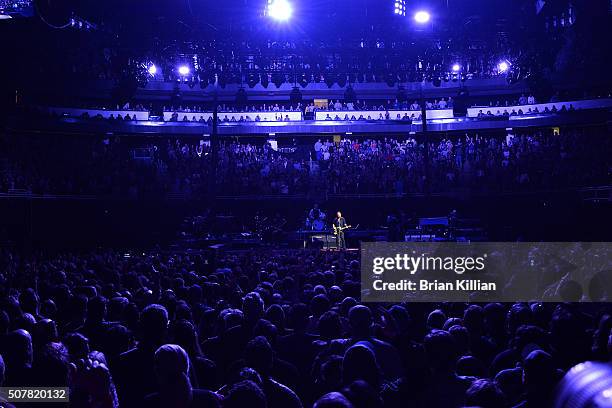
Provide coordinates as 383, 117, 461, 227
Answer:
165, 98, 453, 116
1, 127, 610, 197
313, 128, 610, 195
46, 92, 610, 124
0, 248, 610, 408
27, 33, 517, 89
147, 38, 514, 87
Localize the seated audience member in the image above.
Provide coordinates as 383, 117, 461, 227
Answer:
143, 344, 220, 408
513, 350, 563, 407
2, 329, 33, 386
113, 304, 169, 408
223, 380, 268, 408
313, 391, 355, 408
422, 330, 474, 407
244, 336, 302, 408
465, 378, 506, 408
333, 305, 404, 381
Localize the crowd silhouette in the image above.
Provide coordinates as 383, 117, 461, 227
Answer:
0, 249, 609, 407
1, 127, 609, 197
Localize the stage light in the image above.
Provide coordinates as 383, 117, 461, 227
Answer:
178, 65, 190, 76
394, 0, 406, 16
498, 61, 510, 73
268, 0, 292, 21
414, 11, 430, 23
452, 64, 461, 72
148, 65, 157, 76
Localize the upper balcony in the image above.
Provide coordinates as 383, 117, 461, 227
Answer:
12, 97, 612, 137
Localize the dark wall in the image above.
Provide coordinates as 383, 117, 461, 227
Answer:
0, 198, 188, 250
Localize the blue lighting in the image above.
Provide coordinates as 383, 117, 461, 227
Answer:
268, 0, 293, 21
498, 61, 510, 73
414, 11, 430, 23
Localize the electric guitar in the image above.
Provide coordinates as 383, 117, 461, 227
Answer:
332, 224, 352, 235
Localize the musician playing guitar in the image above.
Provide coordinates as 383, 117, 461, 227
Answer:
332, 211, 350, 250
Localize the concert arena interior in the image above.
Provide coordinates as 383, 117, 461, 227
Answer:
0, 0, 611, 407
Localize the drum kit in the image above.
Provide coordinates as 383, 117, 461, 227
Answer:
306, 207, 327, 231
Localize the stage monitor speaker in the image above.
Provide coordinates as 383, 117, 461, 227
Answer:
311, 234, 337, 249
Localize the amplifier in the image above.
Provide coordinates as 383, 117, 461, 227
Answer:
310, 234, 336, 249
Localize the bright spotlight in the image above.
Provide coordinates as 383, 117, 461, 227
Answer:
394, 0, 406, 16
414, 11, 430, 23
498, 61, 510, 73
178, 65, 190, 76
148, 65, 157, 76
452, 64, 461, 72
268, 0, 293, 21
